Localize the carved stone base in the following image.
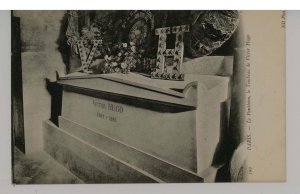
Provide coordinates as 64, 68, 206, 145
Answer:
43, 119, 203, 183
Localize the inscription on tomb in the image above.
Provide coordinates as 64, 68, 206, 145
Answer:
92, 99, 124, 123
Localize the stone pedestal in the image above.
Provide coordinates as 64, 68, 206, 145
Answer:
44, 70, 230, 183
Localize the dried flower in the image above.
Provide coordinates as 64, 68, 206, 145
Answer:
115, 67, 121, 73
131, 46, 136, 53
121, 62, 127, 69
111, 62, 118, 67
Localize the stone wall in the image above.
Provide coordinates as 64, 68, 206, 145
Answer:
13, 11, 67, 153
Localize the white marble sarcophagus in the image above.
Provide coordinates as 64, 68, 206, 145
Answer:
43, 56, 233, 183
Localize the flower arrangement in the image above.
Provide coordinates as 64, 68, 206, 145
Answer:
66, 11, 156, 75
90, 42, 145, 74
74, 23, 146, 74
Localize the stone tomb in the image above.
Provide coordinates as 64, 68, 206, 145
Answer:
43, 57, 232, 183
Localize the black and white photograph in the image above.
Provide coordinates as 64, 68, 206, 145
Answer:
10, 10, 285, 184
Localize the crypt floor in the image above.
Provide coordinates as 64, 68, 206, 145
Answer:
12, 147, 83, 184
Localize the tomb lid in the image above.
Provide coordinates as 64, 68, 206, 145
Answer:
58, 72, 229, 109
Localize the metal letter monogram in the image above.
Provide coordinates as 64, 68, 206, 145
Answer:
77, 40, 102, 72
151, 25, 189, 80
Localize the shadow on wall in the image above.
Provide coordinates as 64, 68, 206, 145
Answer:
56, 12, 71, 73
47, 12, 71, 125
45, 76, 62, 126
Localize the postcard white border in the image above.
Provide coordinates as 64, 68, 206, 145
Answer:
1, 9, 300, 194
